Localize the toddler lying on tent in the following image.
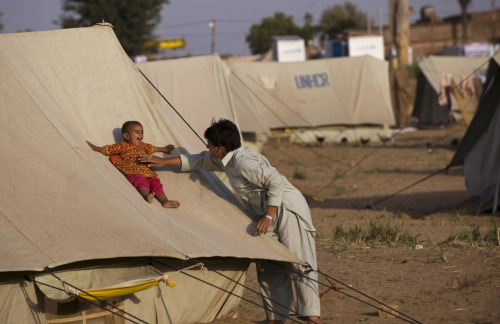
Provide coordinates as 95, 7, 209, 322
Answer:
87, 120, 180, 208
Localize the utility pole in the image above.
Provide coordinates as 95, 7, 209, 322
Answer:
390, 0, 410, 67
493, 0, 496, 41
379, 8, 383, 35
367, 10, 371, 34
209, 19, 216, 54
458, 0, 471, 43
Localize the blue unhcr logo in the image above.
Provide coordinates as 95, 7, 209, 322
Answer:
294, 73, 330, 89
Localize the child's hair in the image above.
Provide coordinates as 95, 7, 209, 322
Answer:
204, 118, 241, 152
122, 121, 142, 135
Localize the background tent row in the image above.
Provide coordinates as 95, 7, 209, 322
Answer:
225, 55, 396, 144
138, 54, 396, 147
447, 51, 500, 212
0, 24, 301, 323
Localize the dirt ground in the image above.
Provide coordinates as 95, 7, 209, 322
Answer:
209, 125, 500, 324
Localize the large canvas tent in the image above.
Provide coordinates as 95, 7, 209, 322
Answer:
411, 55, 488, 126
447, 52, 500, 212
225, 55, 396, 144
0, 24, 301, 323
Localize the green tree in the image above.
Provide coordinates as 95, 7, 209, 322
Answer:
320, 2, 366, 39
246, 12, 302, 55
59, 0, 168, 56
298, 12, 321, 43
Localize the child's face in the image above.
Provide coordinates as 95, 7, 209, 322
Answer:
123, 124, 144, 145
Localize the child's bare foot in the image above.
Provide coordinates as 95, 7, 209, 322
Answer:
163, 200, 180, 208
146, 192, 155, 204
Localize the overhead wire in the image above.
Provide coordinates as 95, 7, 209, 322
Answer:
156, 18, 257, 55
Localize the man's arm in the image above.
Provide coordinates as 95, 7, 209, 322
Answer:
138, 155, 181, 168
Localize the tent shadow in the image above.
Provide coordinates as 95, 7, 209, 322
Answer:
305, 191, 483, 219
359, 167, 463, 176
246, 223, 261, 237
113, 127, 122, 142
153, 149, 246, 211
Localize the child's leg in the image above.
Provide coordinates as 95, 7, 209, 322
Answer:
149, 177, 180, 208
126, 174, 154, 203
138, 188, 155, 204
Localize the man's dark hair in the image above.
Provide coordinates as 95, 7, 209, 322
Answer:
122, 121, 142, 134
204, 118, 241, 152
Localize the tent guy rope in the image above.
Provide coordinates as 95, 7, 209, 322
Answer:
28, 270, 148, 324
270, 261, 423, 324
154, 259, 310, 324
138, 68, 207, 146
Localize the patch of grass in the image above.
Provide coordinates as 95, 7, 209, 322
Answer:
445, 223, 500, 247
483, 223, 500, 246
333, 167, 347, 179
426, 234, 447, 262
444, 224, 481, 247
365, 218, 419, 246
327, 217, 420, 252
292, 167, 306, 180
444, 214, 499, 247
333, 185, 349, 196
332, 224, 364, 244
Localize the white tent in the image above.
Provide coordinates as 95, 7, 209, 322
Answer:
447, 52, 500, 212
412, 55, 488, 126
0, 24, 300, 323
225, 55, 396, 144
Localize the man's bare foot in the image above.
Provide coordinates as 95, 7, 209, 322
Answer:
146, 192, 155, 204
163, 200, 180, 208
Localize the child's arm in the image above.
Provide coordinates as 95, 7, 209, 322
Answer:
156, 144, 175, 154
86, 141, 105, 155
